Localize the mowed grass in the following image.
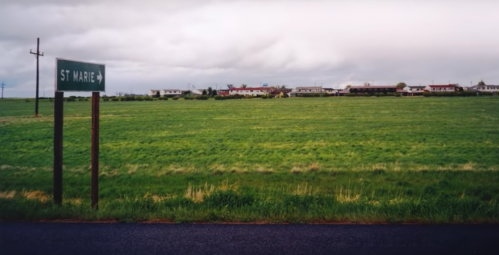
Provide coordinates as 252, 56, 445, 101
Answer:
1, 97, 499, 223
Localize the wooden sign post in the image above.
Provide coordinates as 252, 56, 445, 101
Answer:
53, 91, 63, 205
91, 92, 100, 208
54, 58, 105, 208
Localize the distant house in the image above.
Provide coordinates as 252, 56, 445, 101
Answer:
396, 88, 408, 96
337, 89, 350, 96
349, 85, 397, 95
471, 84, 499, 93
270, 88, 292, 97
148, 90, 162, 97
229, 87, 272, 96
217, 89, 230, 96
147, 89, 187, 97
425, 84, 460, 92
190, 89, 203, 96
290, 86, 323, 97
162, 89, 185, 97
295, 86, 323, 93
406, 85, 426, 96
323, 88, 339, 96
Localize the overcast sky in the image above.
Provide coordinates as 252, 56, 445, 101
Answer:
1, 0, 499, 97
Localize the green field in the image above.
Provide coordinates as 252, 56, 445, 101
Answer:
1, 97, 499, 223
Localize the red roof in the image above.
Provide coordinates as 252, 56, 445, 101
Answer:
428, 85, 458, 88
350, 85, 397, 89
229, 87, 272, 91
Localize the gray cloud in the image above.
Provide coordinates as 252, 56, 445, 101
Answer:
1, 0, 499, 97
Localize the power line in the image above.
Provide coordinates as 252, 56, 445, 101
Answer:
30, 37, 44, 117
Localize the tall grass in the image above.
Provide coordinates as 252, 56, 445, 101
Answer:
1, 97, 499, 222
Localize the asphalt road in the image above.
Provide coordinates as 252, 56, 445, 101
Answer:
1, 223, 498, 255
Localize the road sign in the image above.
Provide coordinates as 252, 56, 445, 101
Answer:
53, 58, 105, 208
56, 58, 105, 92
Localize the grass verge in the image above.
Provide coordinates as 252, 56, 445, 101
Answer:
1, 170, 498, 223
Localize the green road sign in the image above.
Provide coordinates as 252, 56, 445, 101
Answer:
56, 58, 105, 92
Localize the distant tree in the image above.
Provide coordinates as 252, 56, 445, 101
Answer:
207, 87, 213, 97
155, 91, 160, 98
478, 80, 486, 86
202, 89, 207, 95
364, 82, 371, 86
227, 84, 234, 89
212, 90, 218, 96
241, 84, 247, 88
396, 82, 407, 89
345, 85, 352, 89
280, 85, 287, 89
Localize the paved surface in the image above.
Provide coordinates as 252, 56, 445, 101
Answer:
1, 223, 498, 255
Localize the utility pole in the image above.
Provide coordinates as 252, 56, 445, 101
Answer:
1, 82, 4, 100
30, 37, 44, 117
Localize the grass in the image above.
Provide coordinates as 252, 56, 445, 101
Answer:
1, 97, 499, 223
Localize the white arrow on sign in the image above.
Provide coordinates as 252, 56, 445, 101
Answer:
97, 71, 103, 84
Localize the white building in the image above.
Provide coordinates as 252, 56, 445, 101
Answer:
406, 85, 425, 92
148, 90, 161, 97
471, 84, 499, 93
295, 86, 323, 93
323, 88, 338, 95
426, 84, 459, 92
148, 89, 185, 97
161, 89, 185, 96
229, 87, 272, 96
405, 85, 426, 95
290, 86, 323, 97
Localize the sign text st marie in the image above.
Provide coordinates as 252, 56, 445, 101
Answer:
56, 58, 105, 92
